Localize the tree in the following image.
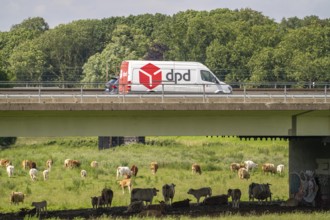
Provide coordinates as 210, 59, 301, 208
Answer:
0, 137, 17, 148
82, 24, 150, 83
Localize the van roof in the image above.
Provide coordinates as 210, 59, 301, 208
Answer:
123, 60, 207, 68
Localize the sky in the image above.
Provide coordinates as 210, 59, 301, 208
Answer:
1, 0, 329, 31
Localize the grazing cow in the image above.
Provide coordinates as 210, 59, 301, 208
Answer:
64, 159, 71, 167
227, 188, 242, 208
81, 170, 87, 178
277, 164, 285, 175
192, 163, 202, 174
29, 168, 38, 181
139, 201, 167, 217
22, 160, 36, 170
101, 188, 113, 207
244, 160, 258, 171
230, 163, 245, 172
280, 198, 299, 207
6, 165, 14, 177
31, 200, 47, 214
162, 183, 176, 204
249, 182, 272, 203
262, 163, 276, 174
131, 165, 138, 177
116, 166, 132, 179
187, 187, 212, 204
90, 161, 98, 168
118, 178, 132, 194
202, 194, 228, 206
238, 167, 250, 180
171, 199, 191, 208
46, 159, 53, 170
10, 192, 25, 205
131, 188, 159, 205
42, 170, 49, 181
125, 201, 145, 213
150, 162, 158, 175
0, 159, 11, 167
91, 196, 98, 209
68, 160, 81, 168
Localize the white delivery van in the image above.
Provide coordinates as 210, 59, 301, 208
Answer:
118, 60, 232, 94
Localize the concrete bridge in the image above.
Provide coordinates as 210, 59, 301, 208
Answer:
0, 98, 330, 205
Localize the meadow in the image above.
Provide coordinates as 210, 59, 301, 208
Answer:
0, 136, 290, 215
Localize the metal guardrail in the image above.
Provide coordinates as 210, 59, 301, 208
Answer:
0, 93, 329, 104
0, 82, 328, 103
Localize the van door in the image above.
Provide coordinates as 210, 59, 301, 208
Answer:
200, 70, 223, 93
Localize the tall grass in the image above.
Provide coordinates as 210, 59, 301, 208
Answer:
0, 136, 289, 213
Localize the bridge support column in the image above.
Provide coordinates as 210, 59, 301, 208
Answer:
289, 137, 330, 207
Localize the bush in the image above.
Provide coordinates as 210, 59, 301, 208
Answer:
0, 137, 17, 148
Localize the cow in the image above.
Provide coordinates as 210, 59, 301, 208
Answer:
10, 192, 25, 205
29, 168, 38, 181
6, 165, 14, 177
171, 199, 191, 208
187, 187, 212, 204
81, 170, 87, 178
230, 163, 245, 172
125, 201, 145, 213
42, 169, 49, 181
0, 159, 11, 167
91, 196, 98, 209
249, 182, 272, 203
162, 183, 176, 205
131, 165, 138, 177
90, 161, 98, 168
22, 160, 36, 170
244, 160, 258, 171
131, 188, 159, 205
192, 163, 202, 174
101, 188, 113, 208
118, 177, 132, 194
31, 200, 47, 215
202, 194, 228, 206
227, 188, 242, 208
262, 163, 276, 174
150, 162, 158, 175
46, 159, 53, 171
238, 167, 250, 180
116, 166, 132, 179
68, 160, 81, 168
277, 164, 285, 175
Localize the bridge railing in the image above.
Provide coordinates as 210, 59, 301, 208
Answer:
0, 82, 329, 104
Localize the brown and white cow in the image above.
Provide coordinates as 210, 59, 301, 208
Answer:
131, 165, 138, 177
150, 162, 158, 175
192, 163, 202, 174
230, 163, 245, 172
238, 168, 250, 180
262, 163, 276, 175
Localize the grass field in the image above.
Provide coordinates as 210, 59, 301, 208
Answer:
0, 136, 290, 215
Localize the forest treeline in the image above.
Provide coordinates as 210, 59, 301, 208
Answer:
0, 8, 329, 86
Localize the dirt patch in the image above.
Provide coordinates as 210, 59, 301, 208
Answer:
0, 202, 329, 220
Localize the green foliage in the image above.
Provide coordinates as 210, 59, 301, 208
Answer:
0, 137, 17, 148
1, 10, 330, 86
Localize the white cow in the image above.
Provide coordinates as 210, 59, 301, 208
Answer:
43, 170, 49, 181
81, 169, 87, 178
244, 160, 258, 171
6, 165, 14, 177
29, 168, 38, 181
277, 164, 285, 175
116, 166, 132, 179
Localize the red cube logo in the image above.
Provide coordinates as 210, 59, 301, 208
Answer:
139, 63, 162, 89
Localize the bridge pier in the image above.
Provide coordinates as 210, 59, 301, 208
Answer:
289, 136, 330, 207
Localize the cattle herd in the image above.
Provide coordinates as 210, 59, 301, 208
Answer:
0, 157, 289, 216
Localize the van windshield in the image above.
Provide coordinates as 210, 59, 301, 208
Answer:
200, 70, 219, 84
